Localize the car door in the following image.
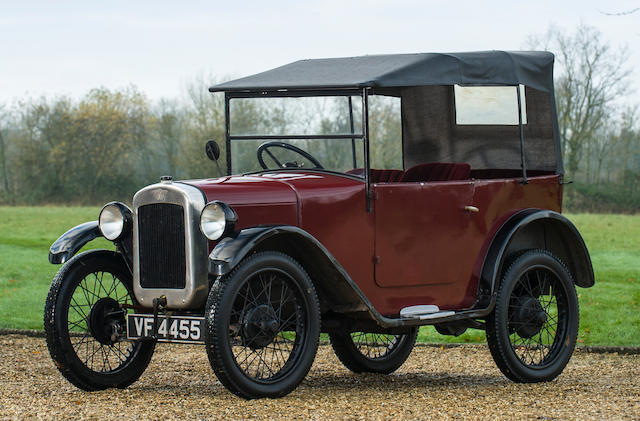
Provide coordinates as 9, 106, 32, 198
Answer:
373, 180, 477, 293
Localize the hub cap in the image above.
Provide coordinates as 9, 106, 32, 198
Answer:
242, 304, 280, 349
87, 297, 125, 345
513, 296, 547, 339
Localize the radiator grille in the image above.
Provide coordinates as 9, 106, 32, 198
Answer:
138, 203, 186, 289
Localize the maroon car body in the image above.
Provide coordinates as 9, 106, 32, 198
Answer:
189, 171, 562, 315
46, 51, 594, 399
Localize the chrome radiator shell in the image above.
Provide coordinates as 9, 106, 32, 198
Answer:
132, 182, 208, 309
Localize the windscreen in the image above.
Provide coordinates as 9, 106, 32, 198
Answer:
229, 96, 365, 175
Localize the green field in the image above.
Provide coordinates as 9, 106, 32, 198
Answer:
0, 207, 638, 346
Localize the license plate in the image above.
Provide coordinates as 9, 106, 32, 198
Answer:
126, 314, 205, 343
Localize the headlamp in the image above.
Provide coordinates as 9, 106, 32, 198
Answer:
200, 201, 237, 241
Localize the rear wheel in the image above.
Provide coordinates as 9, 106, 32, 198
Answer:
44, 250, 155, 390
204, 252, 320, 399
329, 328, 418, 374
486, 249, 579, 382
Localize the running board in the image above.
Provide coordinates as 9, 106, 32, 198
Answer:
400, 305, 456, 321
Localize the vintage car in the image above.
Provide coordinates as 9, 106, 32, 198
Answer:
45, 51, 594, 399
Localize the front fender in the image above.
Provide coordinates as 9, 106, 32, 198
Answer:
49, 221, 102, 264
209, 226, 317, 276
208, 225, 373, 315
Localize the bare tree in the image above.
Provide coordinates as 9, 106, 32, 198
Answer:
616, 107, 640, 190
152, 99, 183, 177
176, 74, 226, 179
599, 7, 640, 16
0, 105, 12, 199
527, 24, 632, 178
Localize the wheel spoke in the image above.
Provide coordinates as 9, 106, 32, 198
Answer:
91, 273, 100, 306
78, 280, 93, 309
265, 148, 283, 167
71, 333, 91, 352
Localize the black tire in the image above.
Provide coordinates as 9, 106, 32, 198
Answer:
44, 250, 155, 391
486, 249, 579, 383
329, 328, 418, 374
204, 251, 320, 399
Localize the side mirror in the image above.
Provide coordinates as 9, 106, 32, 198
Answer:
205, 140, 224, 177
206, 140, 221, 161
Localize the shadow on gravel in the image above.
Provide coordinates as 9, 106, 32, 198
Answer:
127, 372, 504, 398
131, 384, 226, 397
305, 372, 505, 391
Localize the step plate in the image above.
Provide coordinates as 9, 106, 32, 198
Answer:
415, 311, 455, 320
400, 305, 440, 318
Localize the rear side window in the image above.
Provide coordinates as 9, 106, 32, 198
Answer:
454, 85, 527, 125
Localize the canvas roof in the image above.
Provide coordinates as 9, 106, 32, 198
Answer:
210, 51, 555, 93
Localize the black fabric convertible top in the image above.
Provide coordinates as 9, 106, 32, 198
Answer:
210, 51, 555, 93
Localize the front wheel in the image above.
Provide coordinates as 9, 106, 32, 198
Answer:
204, 252, 320, 399
44, 250, 155, 390
329, 328, 418, 374
486, 249, 579, 383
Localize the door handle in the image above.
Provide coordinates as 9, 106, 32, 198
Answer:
464, 205, 479, 213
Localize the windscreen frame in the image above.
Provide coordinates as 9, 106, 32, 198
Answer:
223, 88, 374, 211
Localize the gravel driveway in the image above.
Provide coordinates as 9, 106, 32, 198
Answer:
1, 334, 638, 420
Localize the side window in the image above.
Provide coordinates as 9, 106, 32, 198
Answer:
454, 85, 527, 125
369, 95, 402, 170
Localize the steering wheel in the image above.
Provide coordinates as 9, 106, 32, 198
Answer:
257, 141, 324, 170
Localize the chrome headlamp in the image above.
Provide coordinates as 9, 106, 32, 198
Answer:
200, 201, 237, 241
98, 202, 132, 241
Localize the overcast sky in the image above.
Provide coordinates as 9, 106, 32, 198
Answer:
2, 0, 639, 103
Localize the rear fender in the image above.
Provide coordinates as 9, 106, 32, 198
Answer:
480, 209, 595, 297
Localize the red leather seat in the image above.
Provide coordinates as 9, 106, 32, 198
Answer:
371, 169, 404, 183
346, 168, 404, 183
400, 162, 471, 182
345, 168, 366, 177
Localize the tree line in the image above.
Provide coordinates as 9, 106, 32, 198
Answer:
527, 24, 640, 212
0, 80, 224, 204
0, 24, 638, 212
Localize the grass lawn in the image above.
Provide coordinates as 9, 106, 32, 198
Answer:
0, 207, 112, 330
0, 207, 638, 346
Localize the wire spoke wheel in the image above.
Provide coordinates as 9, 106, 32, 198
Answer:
205, 252, 320, 399
228, 270, 306, 382
350, 332, 401, 360
506, 267, 566, 367
486, 249, 578, 383
67, 270, 135, 373
329, 327, 418, 374
45, 250, 155, 391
